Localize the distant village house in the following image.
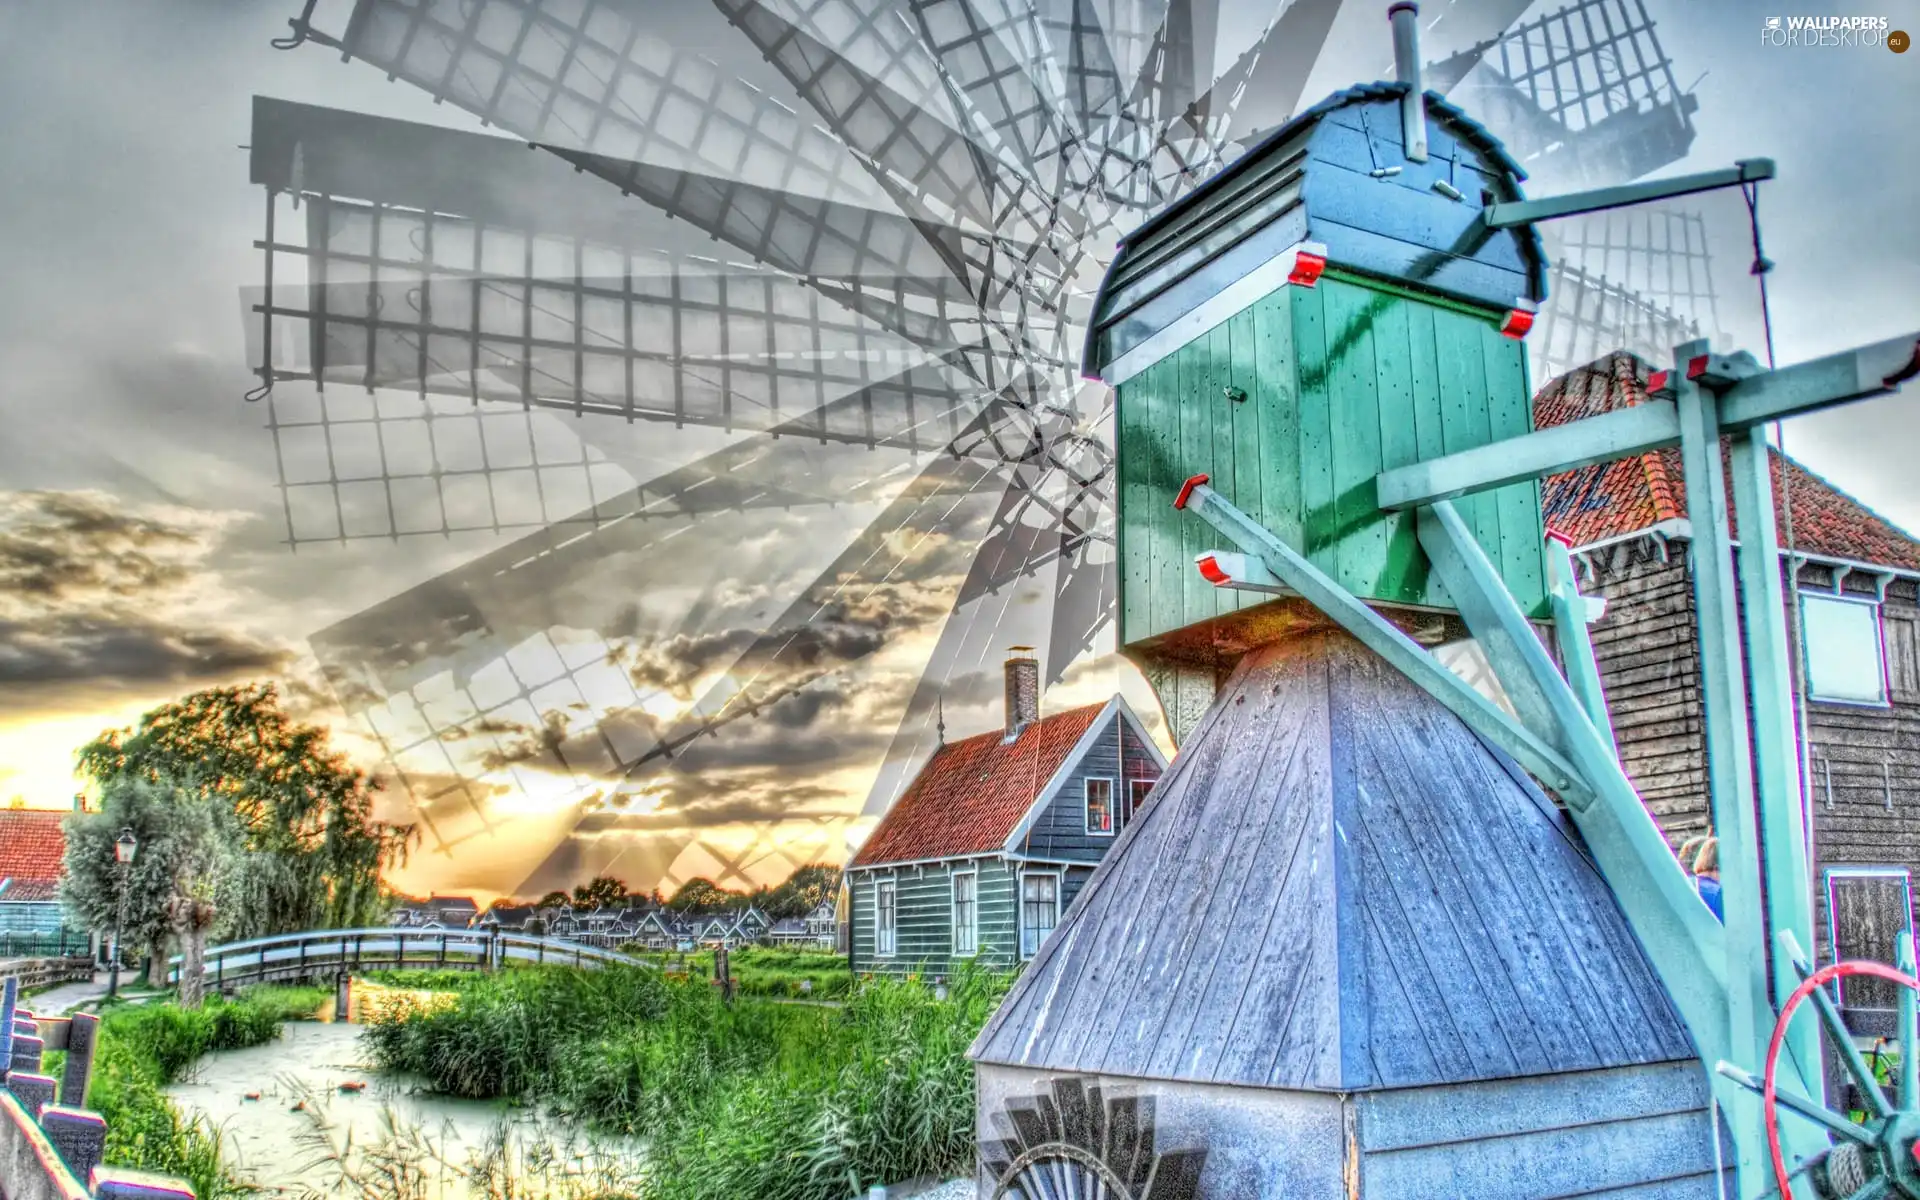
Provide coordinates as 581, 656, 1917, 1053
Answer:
844, 650, 1167, 976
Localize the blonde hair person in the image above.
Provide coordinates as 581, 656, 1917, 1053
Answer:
1679, 832, 1723, 921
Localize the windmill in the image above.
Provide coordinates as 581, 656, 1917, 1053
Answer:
246, 0, 1718, 896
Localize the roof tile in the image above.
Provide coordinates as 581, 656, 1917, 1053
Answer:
0, 810, 67, 890
851, 704, 1106, 868
1537, 353, 1920, 570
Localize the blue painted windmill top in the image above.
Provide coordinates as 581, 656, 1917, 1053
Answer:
1083, 81, 1549, 378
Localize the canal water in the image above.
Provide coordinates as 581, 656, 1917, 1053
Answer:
165, 1020, 645, 1198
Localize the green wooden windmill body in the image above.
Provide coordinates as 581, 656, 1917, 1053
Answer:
1088, 84, 1554, 691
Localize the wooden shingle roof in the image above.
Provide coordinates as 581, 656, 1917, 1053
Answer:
971, 631, 1695, 1091
1537, 352, 1920, 569
850, 703, 1106, 868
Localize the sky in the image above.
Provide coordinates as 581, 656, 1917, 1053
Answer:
0, 0, 1914, 903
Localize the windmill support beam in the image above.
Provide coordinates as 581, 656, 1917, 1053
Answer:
1413, 500, 1743, 1078
1672, 339, 1828, 1196
1174, 480, 1593, 808
1479, 159, 1776, 229
1374, 330, 1920, 510
1544, 535, 1617, 757
1728, 422, 1825, 1110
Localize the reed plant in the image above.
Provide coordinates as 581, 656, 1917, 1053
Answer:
86, 984, 329, 1198
358, 962, 1011, 1198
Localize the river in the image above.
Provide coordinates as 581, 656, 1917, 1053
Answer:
165, 1021, 646, 1199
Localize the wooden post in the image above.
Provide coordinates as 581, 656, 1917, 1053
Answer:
1673, 339, 1779, 1196
59, 1014, 98, 1108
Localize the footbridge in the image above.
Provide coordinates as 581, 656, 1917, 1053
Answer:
165, 927, 645, 989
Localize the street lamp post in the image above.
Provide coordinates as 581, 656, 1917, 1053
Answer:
107, 827, 138, 1000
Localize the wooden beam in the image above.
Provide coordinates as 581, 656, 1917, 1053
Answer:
1480, 159, 1776, 229
1375, 329, 1920, 511
1376, 400, 1677, 510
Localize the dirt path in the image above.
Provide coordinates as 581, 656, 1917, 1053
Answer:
22, 972, 108, 1015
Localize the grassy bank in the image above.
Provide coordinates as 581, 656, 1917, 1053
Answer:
362, 964, 1009, 1198
79, 986, 329, 1198
621, 946, 856, 1000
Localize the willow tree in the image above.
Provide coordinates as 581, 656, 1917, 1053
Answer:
61, 775, 220, 994
78, 684, 414, 940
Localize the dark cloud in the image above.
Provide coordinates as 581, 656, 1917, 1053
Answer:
579, 770, 847, 832
0, 491, 289, 711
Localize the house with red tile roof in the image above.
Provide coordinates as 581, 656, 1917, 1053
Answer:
0, 809, 73, 939
1539, 352, 1920, 995
844, 651, 1167, 976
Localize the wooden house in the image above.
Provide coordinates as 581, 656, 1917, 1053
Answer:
0, 811, 68, 941
844, 651, 1167, 977
1539, 351, 1920, 1021
769, 899, 838, 948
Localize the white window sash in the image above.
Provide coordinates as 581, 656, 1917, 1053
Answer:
1085, 778, 1115, 836
1019, 872, 1059, 959
1801, 591, 1889, 706
952, 871, 978, 956
875, 880, 897, 958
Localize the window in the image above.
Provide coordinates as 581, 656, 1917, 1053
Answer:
1020, 873, 1059, 959
953, 872, 978, 956
1085, 778, 1114, 835
875, 880, 897, 957
1802, 593, 1887, 705
1828, 868, 1913, 1008
1129, 778, 1156, 821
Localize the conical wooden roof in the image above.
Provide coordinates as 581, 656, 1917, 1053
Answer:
970, 629, 1695, 1091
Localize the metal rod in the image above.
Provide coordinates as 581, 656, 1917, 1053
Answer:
1481, 159, 1776, 229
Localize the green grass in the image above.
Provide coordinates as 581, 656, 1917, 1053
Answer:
82, 985, 329, 1199
622, 945, 856, 1000
360, 962, 1011, 1197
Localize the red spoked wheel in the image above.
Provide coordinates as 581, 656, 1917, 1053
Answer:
1726, 936, 1920, 1200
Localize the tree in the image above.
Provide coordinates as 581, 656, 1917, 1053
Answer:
667, 878, 741, 916
77, 684, 414, 941
572, 875, 627, 911
61, 776, 221, 1000
537, 891, 571, 910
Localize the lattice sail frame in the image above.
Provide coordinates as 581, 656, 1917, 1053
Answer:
255, 0, 1729, 895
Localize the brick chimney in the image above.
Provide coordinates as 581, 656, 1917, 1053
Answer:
1004, 647, 1040, 740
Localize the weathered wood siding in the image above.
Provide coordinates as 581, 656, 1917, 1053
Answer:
1579, 538, 1920, 972
1115, 273, 1548, 655
1013, 717, 1165, 860
1797, 567, 1920, 970
848, 858, 1019, 976
1354, 1060, 1730, 1197
1577, 536, 1710, 844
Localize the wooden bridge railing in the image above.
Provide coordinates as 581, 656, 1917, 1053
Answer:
164, 928, 646, 987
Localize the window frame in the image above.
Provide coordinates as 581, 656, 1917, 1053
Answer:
1018, 870, 1061, 961
874, 876, 898, 959
1825, 865, 1914, 1007
1084, 777, 1116, 836
951, 869, 978, 957
1800, 590, 1891, 708
1128, 778, 1156, 822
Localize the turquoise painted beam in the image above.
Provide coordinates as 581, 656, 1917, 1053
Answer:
1414, 502, 1736, 1086
1480, 159, 1776, 229
1728, 427, 1825, 1110
1718, 330, 1920, 428
1376, 399, 1678, 510
1544, 536, 1617, 758
1374, 330, 1920, 512
1174, 480, 1594, 807
1673, 341, 1800, 1198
